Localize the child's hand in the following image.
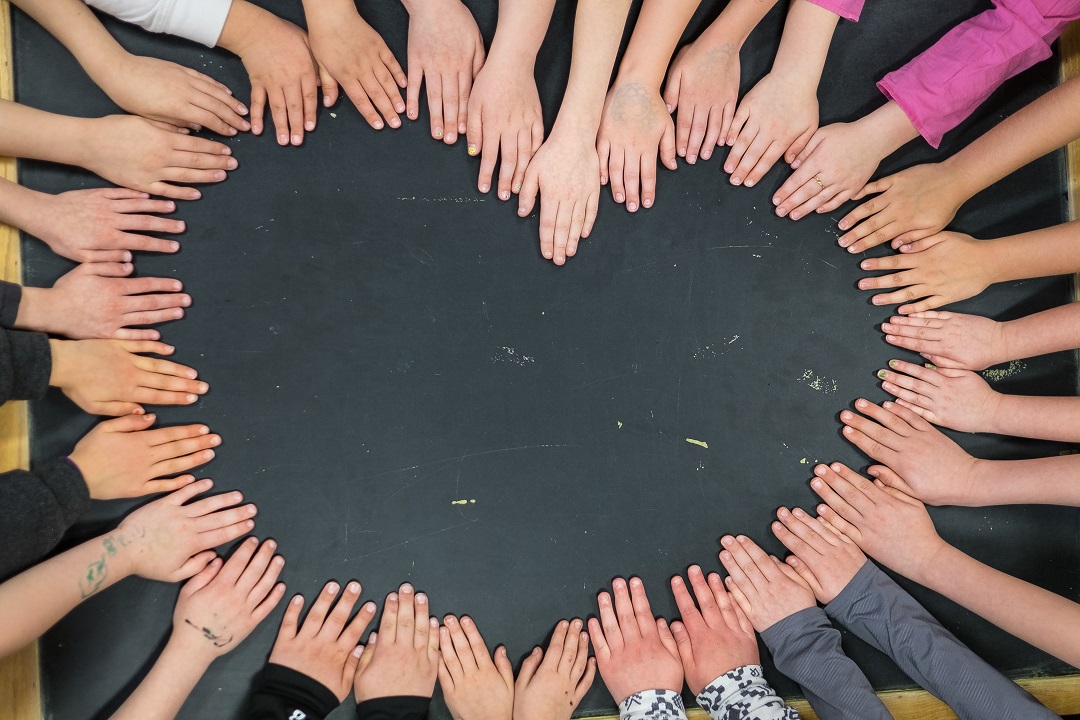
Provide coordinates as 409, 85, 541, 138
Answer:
117, 478, 257, 582
718, 535, 815, 633
725, 72, 817, 190
772, 506, 867, 605
882, 311, 1006, 371
68, 414, 221, 499
270, 581, 378, 700
662, 38, 740, 164
19, 261, 189, 340
518, 127, 600, 266
96, 54, 249, 136
28, 188, 183, 263
772, 121, 881, 220
171, 537, 286, 659
438, 615, 514, 720
840, 399, 979, 506
667, 566, 758, 694
858, 232, 992, 314
513, 619, 595, 720
587, 577, 683, 704
354, 583, 440, 701
80, 116, 235, 201
50, 338, 206, 416
811, 462, 946, 584
223, 8, 320, 147
597, 81, 677, 213
838, 163, 964, 253
877, 359, 1000, 433
404, 0, 486, 144
466, 59, 543, 199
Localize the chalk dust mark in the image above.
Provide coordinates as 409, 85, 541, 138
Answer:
350, 519, 479, 561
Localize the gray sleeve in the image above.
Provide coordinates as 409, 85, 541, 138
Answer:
760, 606, 891, 720
825, 561, 1057, 720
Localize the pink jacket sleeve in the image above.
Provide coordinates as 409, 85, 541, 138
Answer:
878, 0, 1080, 148
806, 0, 864, 22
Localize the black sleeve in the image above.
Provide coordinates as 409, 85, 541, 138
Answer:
0, 280, 21, 329
244, 663, 340, 720
0, 457, 89, 580
356, 696, 430, 720
0, 326, 51, 404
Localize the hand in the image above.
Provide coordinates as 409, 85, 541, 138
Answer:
50, 338, 207, 416
858, 232, 993, 314
810, 462, 946, 584
404, 0, 486, 144
668, 565, 757, 694
840, 398, 979, 506
306, 6, 406, 130
882, 311, 1007, 370
587, 577, 682, 704
94, 54, 249, 136
117, 478, 257, 581
877, 359, 1001, 433
772, 120, 883, 221
724, 72, 816, 189
18, 262, 188, 340
466, 58, 543, 199
597, 80, 677, 213
518, 127, 600, 265
270, 581, 378, 700
80, 116, 235, 201
170, 537, 285, 660
221, 5, 320, 146
68, 414, 221, 499
438, 615, 514, 720
354, 583, 440, 701
662, 37, 740, 164
513, 619, 595, 720
771, 507, 866, 604
837, 162, 964, 253
26, 188, 182, 263
719, 535, 815, 633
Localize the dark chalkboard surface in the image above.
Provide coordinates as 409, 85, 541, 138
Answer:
14, 1, 1079, 718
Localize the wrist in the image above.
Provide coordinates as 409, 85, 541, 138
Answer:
982, 390, 1007, 436
401, 0, 457, 16
0, 182, 46, 235
218, 0, 268, 57
486, 37, 539, 70
914, 537, 959, 587
614, 62, 665, 93
164, 630, 218, 671
47, 338, 75, 389
856, 102, 920, 160
963, 458, 993, 506
13, 286, 60, 335
979, 238, 1012, 286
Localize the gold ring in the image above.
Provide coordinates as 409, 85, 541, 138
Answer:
814, 176, 824, 188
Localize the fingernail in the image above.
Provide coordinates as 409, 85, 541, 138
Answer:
790, 211, 801, 220
877, 370, 886, 379
500, 191, 510, 201
348, 581, 360, 593
389, 118, 401, 128
811, 479, 822, 489
278, 134, 288, 145
468, 145, 478, 156
643, 198, 652, 208
374, 120, 384, 130
186, 393, 197, 403
327, 582, 340, 593
416, 593, 427, 604
731, 176, 742, 185
434, 127, 443, 138
514, 185, 521, 193
627, 202, 638, 212
479, 184, 490, 193
744, 179, 754, 187
396, 103, 406, 113
615, 193, 624, 203
305, 121, 315, 131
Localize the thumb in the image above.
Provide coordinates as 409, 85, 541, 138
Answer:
669, 620, 695, 671
662, 71, 681, 113
318, 63, 339, 108
493, 645, 514, 688
660, 121, 677, 170
100, 413, 156, 434
518, 163, 540, 217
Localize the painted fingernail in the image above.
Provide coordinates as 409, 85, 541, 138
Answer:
468, 145, 478, 156
927, 363, 936, 369
433, 127, 443, 138
500, 191, 510, 201
877, 370, 887, 379
513, 184, 521, 193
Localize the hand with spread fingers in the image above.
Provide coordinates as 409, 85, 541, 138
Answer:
881, 311, 1007, 371
877, 359, 1001, 433
270, 581, 379, 700
354, 583, 441, 701
438, 614, 515, 720
513, 618, 595, 720
717, 535, 816, 633
771, 506, 867, 604
663, 34, 741, 165
68, 414, 221, 499
587, 577, 683, 704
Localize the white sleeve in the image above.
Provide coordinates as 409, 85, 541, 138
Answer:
83, 0, 233, 47
619, 689, 689, 720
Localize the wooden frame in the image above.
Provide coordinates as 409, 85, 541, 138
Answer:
0, 6, 1078, 719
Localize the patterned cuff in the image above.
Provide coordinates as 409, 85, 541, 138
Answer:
696, 666, 799, 720
619, 689, 687, 720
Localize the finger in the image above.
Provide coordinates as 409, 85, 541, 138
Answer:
596, 591, 622, 651
395, 583, 416, 645
445, 614, 477, 669
460, 616, 491, 666
628, 577, 657, 638
283, 82, 307, 146
659, 120, 677, 171
193, 503, 257, 532
323, 580, 362, 640
516, 646, 542, 688
301, 70, 318, 137
611, 578, 638, 638
545, 619, 569, 671
238, 538, 279, 597
342, 599, 379, 649
686, 565, 721, 624
439, 74, 459, 144
685, 104, 709, 163
248, 84, 267, 135
414, 591, 432, 650
609, 149, 625, 204
640, 149, 657, 211
552, 200, 573, 266
496, 133, 518, 201
166, 475, 210, 505
220, 535, 259, 583
303, 581, 340, 635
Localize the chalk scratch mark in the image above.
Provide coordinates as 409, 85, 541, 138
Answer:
348, 519, 479, 561
353, 445, 582, 484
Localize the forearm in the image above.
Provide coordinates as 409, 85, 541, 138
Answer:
617, 0, 702, 88
0, 100, 92, 168
998, 302, 1080, 363
985, 394, 1080, 443
698, 0, 780, 51
943, 75, 1080, 201
769, 0, 838, 87
9, 0, 128, 81
980, 221, 1080, 286
827, 562, 1056, 720
485, 0, 556, 68
0, 530, 131, 657
919, 542, 1080, 668
301, 0, 360, 27
217, 0, 274, 57
970, 454, 1080, 507
551, 0, 632, 137
111, 635, 215, 720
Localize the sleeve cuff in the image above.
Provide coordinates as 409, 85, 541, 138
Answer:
824, 559, 878, 620
619, 689, 686, 720
37, 457, 90, 529
0, 280, 21, 328
5, 329, 51, 401
356, 696, 430, 720
249, 663, 340, 720
805, 0, 864, 22
177, 0, 233, 47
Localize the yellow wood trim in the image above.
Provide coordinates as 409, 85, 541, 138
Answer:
0, 3, 41, 720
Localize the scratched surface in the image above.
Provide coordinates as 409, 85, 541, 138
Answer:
15, 0, 1080, 718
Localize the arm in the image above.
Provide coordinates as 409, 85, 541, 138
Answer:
0, 327, 50, 403
760, 608, 891, 720
464, 0, 555, 198
969, 454, 1080, 507
826, 562, 1056, 720
986, 394, 1080, 443
517, 0, 632, 265
696, 667, 797, 720
724, 0, 838, 190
